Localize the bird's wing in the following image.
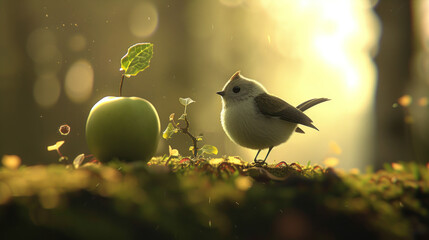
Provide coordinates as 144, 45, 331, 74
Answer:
255, 93, 318, 130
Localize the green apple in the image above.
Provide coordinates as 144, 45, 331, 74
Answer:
86, 96, 160, 162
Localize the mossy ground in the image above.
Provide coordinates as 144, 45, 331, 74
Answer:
0, 156, 428, 240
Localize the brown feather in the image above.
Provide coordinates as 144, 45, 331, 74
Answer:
255, 93, 318, 130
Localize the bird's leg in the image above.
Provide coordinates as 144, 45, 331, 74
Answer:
253, 149, 262, 162
260, 147, 273, 165
253, 149, 267, 167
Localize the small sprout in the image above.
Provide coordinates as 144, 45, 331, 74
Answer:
179, 97, 195, 107
59, 156, 68, 163
169, 145, 179, 158
178, 114, 186, 121
163, 123, 177, 139
73, 153, 85, 169
59, 124, 71, 135
197, 145, 218, 156
169, 113, 175, 121
47, 141, 65, 152
179, 97, 195, 116
163, 97, 217, 159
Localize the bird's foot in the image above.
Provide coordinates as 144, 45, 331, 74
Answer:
253, 159, 268, 167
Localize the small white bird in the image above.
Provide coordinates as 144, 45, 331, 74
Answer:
217, 71, 329, 164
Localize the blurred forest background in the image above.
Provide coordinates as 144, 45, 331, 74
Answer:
1, 0, 428, 170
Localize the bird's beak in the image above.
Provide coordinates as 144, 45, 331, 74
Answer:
216, 91, 225, 96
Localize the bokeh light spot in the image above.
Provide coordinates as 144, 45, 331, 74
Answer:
129, 2, 158, 38
323, 157, 339, 167
1, 155, 21, 170
65, 59, 94, 103
418, 97, 428, 106
68, 34, 87, 52
26, 28, 60, 63
33, 73, 61, 108
398, 95, 412, 107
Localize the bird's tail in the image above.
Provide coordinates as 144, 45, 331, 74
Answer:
294, 98, 330, 134
296, 98, 330, 112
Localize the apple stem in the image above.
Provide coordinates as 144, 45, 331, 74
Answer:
119, 74, 125, 96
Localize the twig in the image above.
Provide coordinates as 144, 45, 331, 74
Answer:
179, 116, 198, 158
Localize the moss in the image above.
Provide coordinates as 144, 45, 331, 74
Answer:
0, 158, 428, 239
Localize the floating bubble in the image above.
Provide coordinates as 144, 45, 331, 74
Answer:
65, 59, 94, 103
59, 124, 71, 135
129, 2, 159, 38
33, 73, 60, 108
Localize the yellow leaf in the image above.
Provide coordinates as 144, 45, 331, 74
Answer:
47, 141, 65, 151
169, 145, 179, 157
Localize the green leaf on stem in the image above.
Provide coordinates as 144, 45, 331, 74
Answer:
120, 43, 153, 77
163, 122, 177, 139
198, 145, 218, 156
178, 113, 187, 121
179, 97, 195, 107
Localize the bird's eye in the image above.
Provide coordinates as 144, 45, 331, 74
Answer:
232, 86, 241, 93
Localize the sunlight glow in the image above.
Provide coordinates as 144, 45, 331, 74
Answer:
219, 0, 244, 7
236, 0, 381, 169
